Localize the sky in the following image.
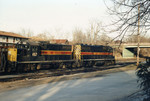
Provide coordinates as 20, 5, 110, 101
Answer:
0, 0, 112, 40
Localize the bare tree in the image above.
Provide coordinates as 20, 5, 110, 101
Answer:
106, 0, 150, 41
106, 0, 150, 65
72, 21, 111, 45
126, 35, 150, 43
30, 32, 54, 41
87, 21, 102, 45
72, 28, 87, 44
18, 28, 34, 37
99, 33, 112, 45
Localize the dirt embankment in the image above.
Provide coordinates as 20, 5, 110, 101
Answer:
0, 64, 137, 93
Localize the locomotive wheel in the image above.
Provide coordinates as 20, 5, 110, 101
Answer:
71, 62, 77, 68
27, 64, 33, 72
30, 64, 37, 71
7, 62, 17, 72
104, 60, 109, 65
104, 60, 114, 65
66, 63, 72, 69
23, 64, 30, 72
77, 62, 82, 68
112, 60, 116, 65
85, 61, 93, 67
59, 63, 66, 69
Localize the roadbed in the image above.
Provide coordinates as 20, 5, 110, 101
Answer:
0, 64, 137, 93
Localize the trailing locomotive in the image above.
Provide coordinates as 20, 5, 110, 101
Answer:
0, 41, 115, 72
74, 44, 115, 66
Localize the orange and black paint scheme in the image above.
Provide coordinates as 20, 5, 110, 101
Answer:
73, 45, 113, 60
40, 44, 73, 60
80, 45, 114, 60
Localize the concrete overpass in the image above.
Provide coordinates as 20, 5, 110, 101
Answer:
112, 43, 150, 58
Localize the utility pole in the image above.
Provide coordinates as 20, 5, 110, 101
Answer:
137, 4, 140, 66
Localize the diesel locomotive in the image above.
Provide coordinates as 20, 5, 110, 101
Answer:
0, 41, 115, 72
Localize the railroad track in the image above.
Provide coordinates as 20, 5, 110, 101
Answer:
0, 62, 137, 82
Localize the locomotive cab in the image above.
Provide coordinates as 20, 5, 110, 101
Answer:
17, 41, 43, 62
